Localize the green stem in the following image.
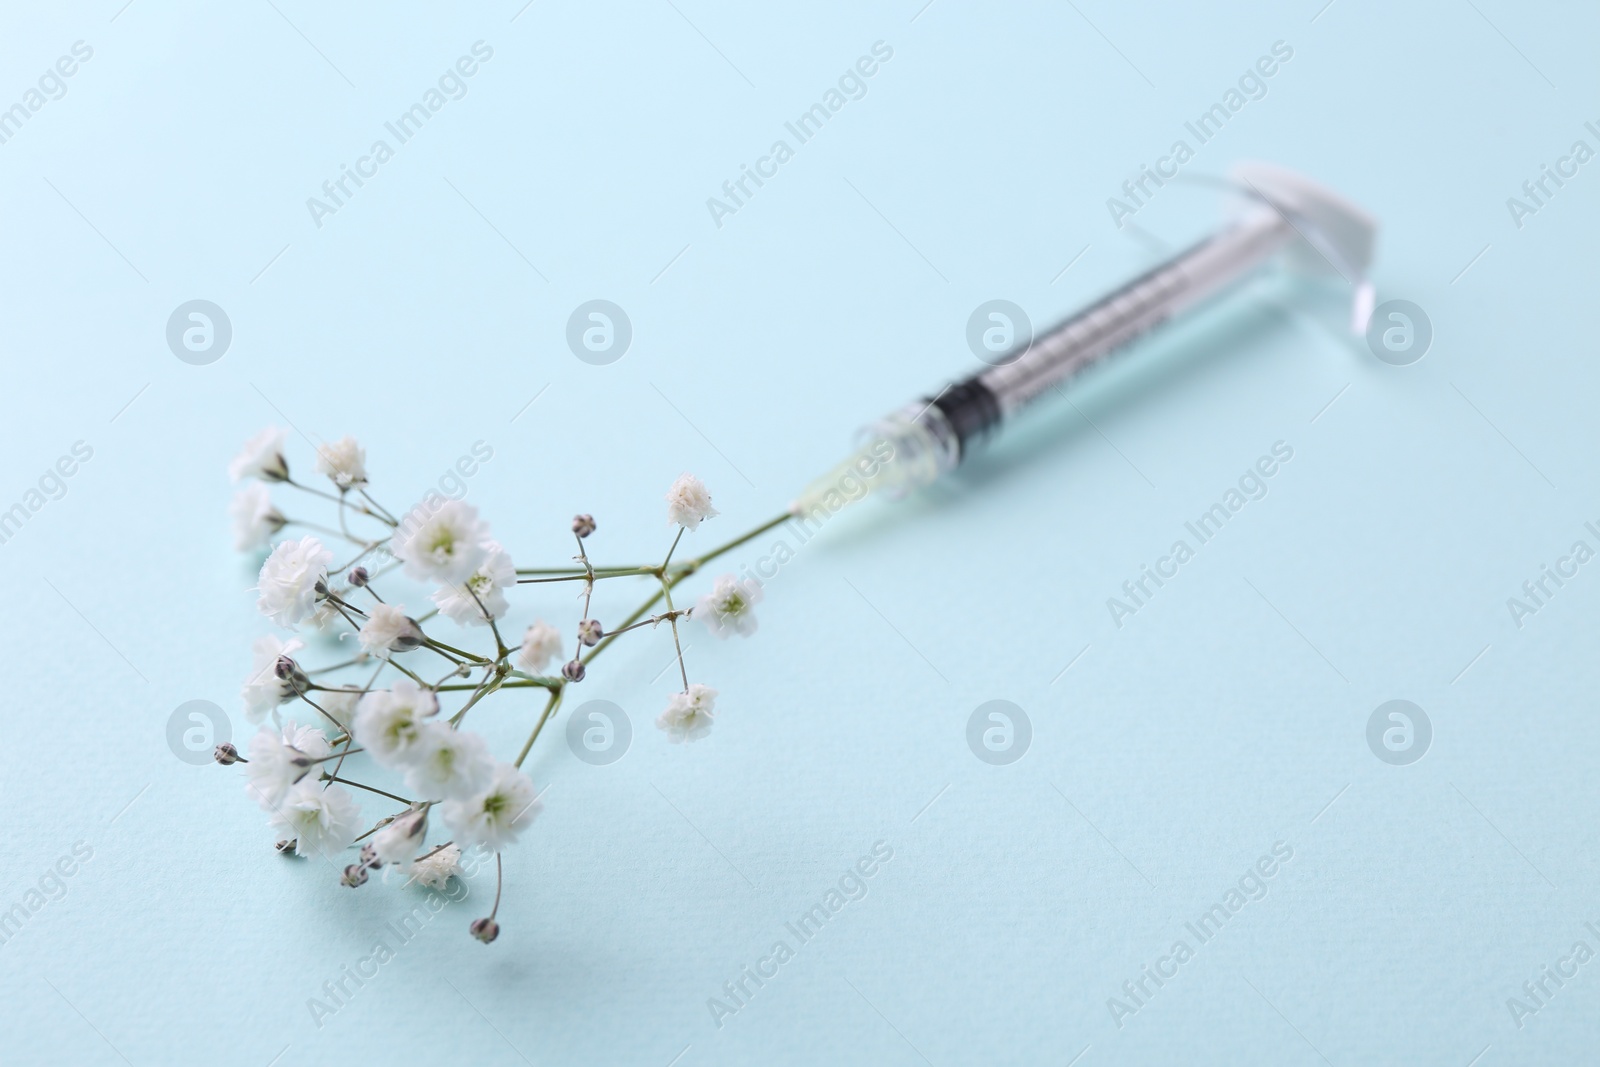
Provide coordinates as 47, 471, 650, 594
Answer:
386, 658, 430, 687
583, 587, 667, 667
424, 637, 493, 664
284, 477, 396, 526
323, 774, 412, 805
661, 526, 686, 571
449, 671, 505, 726
690, 511, 792, 570
287, 519, 357, 543
516, 570, 655, 585
515, 688, 564, 768
579, 512, 789, 669
357, 487, 400, 525
659, 575, 689, 690
435, 678, 559, 692
514, 564, 658, 576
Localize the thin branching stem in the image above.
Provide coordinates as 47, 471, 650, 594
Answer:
514, 688, 563, 768
324, 774, 412, 805
283, 477, 395, 526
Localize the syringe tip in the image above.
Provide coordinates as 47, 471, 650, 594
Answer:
790, 403, 959, 518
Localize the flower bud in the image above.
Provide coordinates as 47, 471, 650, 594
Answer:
347, 566, 370, 587
372, 808, 428, 865
572, 514, 596, 538
359, 843, 382, 870
341, 863, 369, 888
469, 917, 500, 943
578, 619, 603, 647
274, 655, 311, 699
389, 616, 428, 653
213, 742, 240, 765
562, 659, 586, 683
274, 839, 296, 854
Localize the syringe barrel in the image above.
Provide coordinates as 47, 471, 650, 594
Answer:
938, 207, 1295, 455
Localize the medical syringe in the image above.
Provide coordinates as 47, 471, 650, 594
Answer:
792, 163, 1375, 514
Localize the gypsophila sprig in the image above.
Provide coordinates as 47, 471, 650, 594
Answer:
314, 436, 368, 490
390, 499, 489, 584
245, 719, 330, 810
432, 541, 515, 626
666, 473, 718, 530
406, 843, 464, 890
657, 683, 718, 743
516, 621, 562, 672
230, 426, 289, 483
256, 536, 332, 628
240, 634, 307, 724
356, 603, 425, 659
696, 574, 762, 639
270, 779, 362, 859
371, 807, 429, 865
217, 428, 791, 942
230, 483, 286, 551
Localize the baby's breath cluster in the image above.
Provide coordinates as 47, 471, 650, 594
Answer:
223, 429, 783, 942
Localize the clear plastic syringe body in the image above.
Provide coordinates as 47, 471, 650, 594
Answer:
791, 206, 1295, 516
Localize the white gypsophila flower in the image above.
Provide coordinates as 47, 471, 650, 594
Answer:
402, 722, 495, 802
244, 719, 330, 811
432, 541, 515, 626
256, 536, 332, 628
696, 574, 763, 639
516, 620, 563, 673
352, 680, 438, 768
441, 762, 541, 850
282, 720, 332, 758
357, 603, 424, 659
314, 436, 368, 490
390, 499, 489, 584
269, 778, 361, 858
404, 843, 464, 890
371, 808, 428, 866
316, 687, 362, 726
229, 426, 289, 483
656, 683, 718, 743
229, 483, 286, 552
304, 597, 348, 634
666, 473, 718, 531
241, 634, 307, 724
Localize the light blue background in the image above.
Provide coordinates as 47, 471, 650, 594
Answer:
2, 1, 1597, 1064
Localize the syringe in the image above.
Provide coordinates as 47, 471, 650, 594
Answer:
792, 163, 1376, 515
